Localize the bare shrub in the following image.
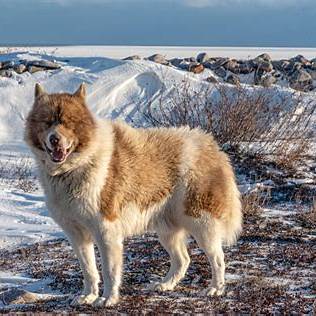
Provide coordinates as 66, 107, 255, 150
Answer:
144, 80, 315, 172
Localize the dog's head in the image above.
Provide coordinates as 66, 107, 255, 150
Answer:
25, 83, 96, 167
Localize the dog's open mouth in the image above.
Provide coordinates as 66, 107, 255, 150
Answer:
44, 143, 72, 163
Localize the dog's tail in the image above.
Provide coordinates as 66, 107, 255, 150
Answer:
221, 181, 243, 246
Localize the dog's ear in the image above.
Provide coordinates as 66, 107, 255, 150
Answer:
73, 83, 86, 99
34, 83, 46, 99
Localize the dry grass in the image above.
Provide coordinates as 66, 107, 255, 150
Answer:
144, 81, 315, 173
0, 156, 37, 192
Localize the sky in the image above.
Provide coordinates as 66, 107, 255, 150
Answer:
0, 0, 315, 47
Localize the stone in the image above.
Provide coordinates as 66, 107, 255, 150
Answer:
223, 59, 238, 72
0, 69, 13, 78
255, 53, 272, 62
226, 74, 240, 85
188, 63, 204, 74
14, 64, 26, 74
196, 52, 209, 63
290, 69, 313, 91
169, 58, 183, 67
307, 68, 316, 80
0, 60, 14, 70
257, 59, 273, 72
214, 66, 226, 78
205, 75, 218, 83
147, 54, 169, 65
254, 68, 264, 85
184, 57, 196, 63
178, 61, 190, 71
260, 73, 277, 87
291, 54, 310, 66
27, 60, 61, 70
236, 61, 254, 74
123, 55, 141, 61
27, 65, 44, 74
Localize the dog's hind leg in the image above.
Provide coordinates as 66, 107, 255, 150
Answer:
192, 229, 225, 296
149, 229, 190, 292
61, 225, 100, 306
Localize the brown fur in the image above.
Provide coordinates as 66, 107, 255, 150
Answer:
100, 124, 183, 221
25, 93, 96, 154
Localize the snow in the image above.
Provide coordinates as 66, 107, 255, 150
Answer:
0, 46, 315, 251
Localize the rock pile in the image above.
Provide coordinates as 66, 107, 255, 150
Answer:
124, 52, 316, 92
0, 59, 61, 78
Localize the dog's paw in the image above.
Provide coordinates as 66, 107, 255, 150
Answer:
71, 294, 99, 306
147, 282, 175, 292
205, 286, 225, 297
92, 295, 119, 308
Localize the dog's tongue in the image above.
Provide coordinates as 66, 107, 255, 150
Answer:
52, 148, 66, 162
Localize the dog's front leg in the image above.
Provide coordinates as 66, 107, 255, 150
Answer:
93, 229, 123, 307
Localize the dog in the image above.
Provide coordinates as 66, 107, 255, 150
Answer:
24, 83, 242, 307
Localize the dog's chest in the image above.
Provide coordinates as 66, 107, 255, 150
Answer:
43, 172, 100, 225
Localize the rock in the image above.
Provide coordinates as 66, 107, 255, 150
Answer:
0, 60, 14, 70
226, 74, 240, 85
203, 61, 217, 70
223, 59, 238, 72
260, 73, 277, 87
290, 69, 313, 91
27, 65, 44, 74
14, 64, 26, 74
214, 66, 226, 78
169, 58, 183, 67
178, 60, 190, 71
236, 61, 254, 74
254, 68, 265, 85
205, 75, 218, 83
291, 54, 310, 66
184, 57, 196, 63
306, 68, 316, 80
123, 55, 141, 61
196, 52, 209, 63
188, 63, 204, 74
147, 54, 169, 65
311, 60, 316, 70
255, 53, 272, 62
27, 60, 61, 70
204, 57, 229, 70
0, 69, 13, 78
257, 59, 273, 72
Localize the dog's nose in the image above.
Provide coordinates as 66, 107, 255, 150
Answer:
49, 134, 60, 146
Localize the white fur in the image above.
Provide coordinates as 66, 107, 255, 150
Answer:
32, 120, 242, 307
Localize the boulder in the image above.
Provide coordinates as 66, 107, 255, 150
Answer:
188, 63, 204, 74
226, 74, 240, 85
27, 65, 44, 74
260, 73, 277, 87
184, 57, 196, 63
0, 69, 13, 78
307, 68, 316, 80
169, 58, 183, 67
196, 52, 209, 63
178, 61, 190, 71
254, 53, 272, 62
291, 54, 310, 66
27, 60, 61, 70
214, 66, 226, 78
257, 59, 273, 72
14, 64, 27, 74
205, 75, 218, 83
1, 60, 14, 70
123, 55, 141, 61
290, 69, 313, 91
237, 61, 254, 74
147, 54, 169, 65
223, 59, 238, 72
